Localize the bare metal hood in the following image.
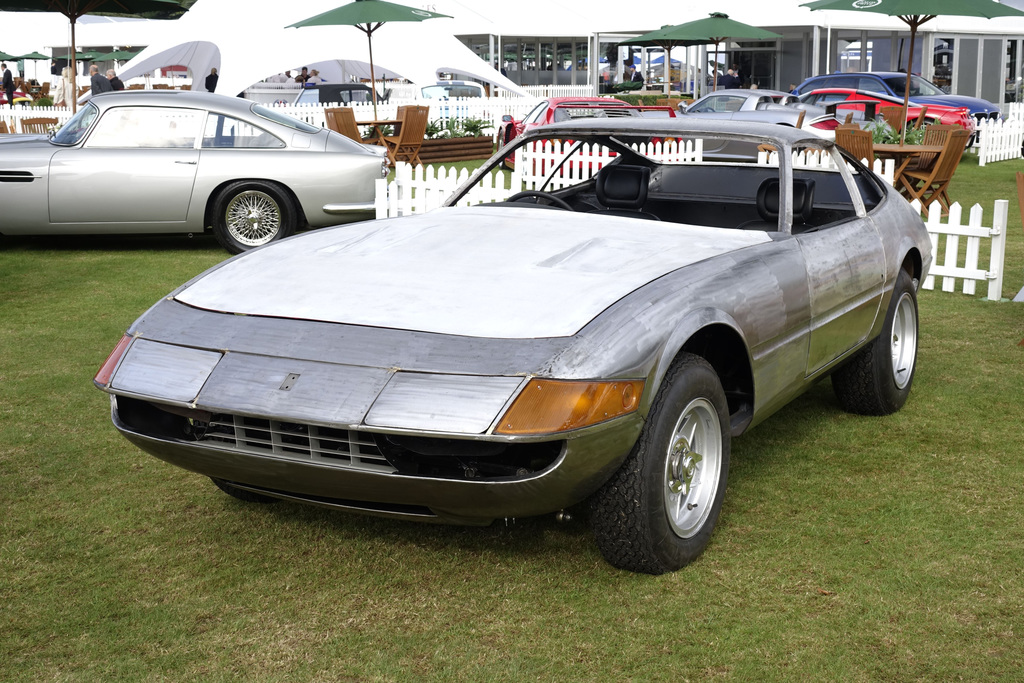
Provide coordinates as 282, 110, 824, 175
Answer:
176, 207, 770, 339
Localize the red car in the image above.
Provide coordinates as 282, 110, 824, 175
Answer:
797, 88, 975, 133
499, 97, 676, 145
0, 88, 32, 107
498, 97, 676, 168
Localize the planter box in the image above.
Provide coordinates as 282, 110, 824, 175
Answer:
417, 136, 494, 163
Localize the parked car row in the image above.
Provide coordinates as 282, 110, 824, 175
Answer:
791, 71, 1000, 124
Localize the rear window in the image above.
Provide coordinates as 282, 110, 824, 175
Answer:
251, 104, 319, 133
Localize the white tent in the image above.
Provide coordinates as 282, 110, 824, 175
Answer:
102, 0, 529, 97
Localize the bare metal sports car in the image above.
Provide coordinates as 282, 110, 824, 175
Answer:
0, 90, 387, 253
95, 118, 932, 574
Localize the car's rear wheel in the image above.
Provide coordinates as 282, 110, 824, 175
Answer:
211, 478, 279, 504
212, 181, 297, 254
831, 268, 919, 415
590, 354, 730, 574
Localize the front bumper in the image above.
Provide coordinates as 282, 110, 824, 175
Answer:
111, 396, 642, 524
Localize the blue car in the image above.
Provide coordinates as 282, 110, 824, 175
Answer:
792, 71, 1000, 124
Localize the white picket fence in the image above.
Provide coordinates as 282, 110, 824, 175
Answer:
759, 149, 896, 186
974, 117, 1024, 166
917, 199, 1007, 300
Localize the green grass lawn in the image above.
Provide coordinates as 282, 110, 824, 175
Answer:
2, 154, 1024, 680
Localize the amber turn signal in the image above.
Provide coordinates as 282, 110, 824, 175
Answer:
496, 379, 644, 435
94, 334, 133, 387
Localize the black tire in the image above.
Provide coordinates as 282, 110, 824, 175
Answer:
832, 268, 919, 415
211, 180, 297, 255
211, 478, 279, 504
590, 354, 731, 575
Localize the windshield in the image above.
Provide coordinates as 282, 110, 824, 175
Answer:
882, 75, 946, 97
251, 104, 320, 133
51, 103, 99, 145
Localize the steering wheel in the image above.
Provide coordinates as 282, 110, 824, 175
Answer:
506, 191, 573, 211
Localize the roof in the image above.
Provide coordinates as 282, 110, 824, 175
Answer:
525, 116, 826, 147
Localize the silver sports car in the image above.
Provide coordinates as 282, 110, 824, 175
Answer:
679, 88, 844, 137
0, 91, 387, 253
96, 119, 932, 574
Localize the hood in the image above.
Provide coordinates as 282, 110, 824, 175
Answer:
176, 207, 770, 339
913, 94, 1000, 116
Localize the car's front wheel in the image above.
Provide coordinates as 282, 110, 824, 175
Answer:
591, 354, 730, 574
831, 268, 919, 415
212, 181, 297, 254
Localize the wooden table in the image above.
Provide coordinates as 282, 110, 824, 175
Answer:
360, 118, 401, 145
874, 143, 945, 185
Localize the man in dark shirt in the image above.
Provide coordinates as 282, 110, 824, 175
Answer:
90, 65, 113, 95
106, 69, 124, 91
205, 68, 219, 93
2, 63, 14, 108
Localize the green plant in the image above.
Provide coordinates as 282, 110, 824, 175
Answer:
32, 96, 53, 108
425, 117, 493, 140
460, 117, 493, 138
868, 118, 926, 145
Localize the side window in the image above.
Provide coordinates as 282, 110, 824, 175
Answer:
523, 101, 549, 124
829, 76, 857, 89
859, 77, 884, 93
202, 114, 284, 148
86, 107, 203, 148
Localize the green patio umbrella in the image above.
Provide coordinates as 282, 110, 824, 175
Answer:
288, 0, 452, 119
0, 49, 16, 61
16, 50, 49, 60
0, 0, 186, 111
92, 49, 140, 62
628, 13, 781, 93
802, 0, 1024, 144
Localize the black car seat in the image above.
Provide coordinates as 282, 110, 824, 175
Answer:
589, 164, 660, 220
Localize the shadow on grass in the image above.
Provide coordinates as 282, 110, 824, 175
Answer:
1, 232, 224, 254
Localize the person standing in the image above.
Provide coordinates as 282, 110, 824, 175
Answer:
89, 64, 112, 95
52, 67, 68, 107
2, 63, 14, 108
106, 69, 124, 91
295, 66, 310, 84
205, 67, 218, 93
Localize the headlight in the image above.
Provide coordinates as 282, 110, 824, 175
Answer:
495, 379, 644, 436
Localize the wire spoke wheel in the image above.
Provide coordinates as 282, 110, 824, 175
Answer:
664, 398, 722, 538
225, 190, 282, 247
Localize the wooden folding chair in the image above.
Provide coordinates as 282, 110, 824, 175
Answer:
383, 105, 429, 166
879, 106, 905, 132
835, 127, 874, 164
20, 117, 59, 134
324, 107, 363, 143
0, 119, 9, 134
907, 124, 958, 171
913, 105, 929, 130
898, 128, 971, 216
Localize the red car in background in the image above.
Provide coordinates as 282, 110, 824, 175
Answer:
796, 88, 975, 133
499, 97, 676, 147
498, 97, 676, 169
0, 88, 32, 107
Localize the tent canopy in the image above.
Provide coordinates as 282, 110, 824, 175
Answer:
109, 0, 528, 97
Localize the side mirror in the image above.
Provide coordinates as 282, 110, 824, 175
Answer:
501, 114, 512, 122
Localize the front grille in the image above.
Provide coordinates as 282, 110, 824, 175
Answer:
197, 414, 396, 474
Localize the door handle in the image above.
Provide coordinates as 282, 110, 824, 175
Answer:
175, 160, 198, 165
